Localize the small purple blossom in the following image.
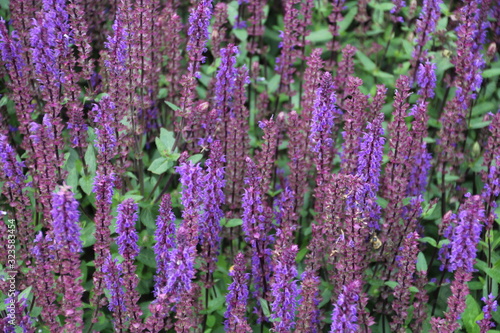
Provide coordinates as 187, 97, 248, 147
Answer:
153, 194, 177, 295
224, 253, 252, 332
417, 61, 437, 99
51, 185, 82, 253
330, 279, 362, 333
270, 245, 299, 332
116, 198, 139, 259
477, 294, 498, 332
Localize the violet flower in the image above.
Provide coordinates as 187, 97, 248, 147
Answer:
180, 0, 213, 114
224, 253, 252, 332
102, 255, 127, 331
477, 294, 498, 333
390, 0, 406, 23
481, 111, 500, 230
50, 186, 84, 331
301, 48, 324, 127
391, 232, 420, 331
225, 66, 251, 212
242, 157, 272, 318
296, 269, 321, 333
91, 170, 116, 302
438, 1, 486, 169
147, 194, 176, 332
382, 76, 413, 249
246, 0, 266, 54
214, 44, 239, 150
310, 72, 338, 185
432, 195, 485, 332
199, 141, 225, 286
416, 61, 437, 100
0, 22, 34, 137
341, 76, 369, 175
256, 117, 280, 194
211, 3, 228, 58
153, 194, 177, 295
115, 199, 142, 330
330, 279, 362, 333
30, 232, 59, 331
412, 0, 442, 66
275, 0, 301, 96
327, 0, 346, 54
270, 244, 299, 332
355, 112, 385, 230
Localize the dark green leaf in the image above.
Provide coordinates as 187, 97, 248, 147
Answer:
137, 248, 157, 268
482, 68, 500, 78
462, 294, 480, 333
148, 157, 172, 175
165, 101, 180, 111
417, 252, 428, 272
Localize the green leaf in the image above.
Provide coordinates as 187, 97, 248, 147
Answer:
140, 207, 156, 229
417, 252, 428, 272
377, 197, 388, 209
469, 119, 491, 129
296, 247, 308, 262
206, 315, 216, 328
148, 157, 173, 175
224, 219, 243, 227
419, 237, 437, 248
472, 102, 495, 117
368, 2, 395, 11
227, 1, 238, 26
258, 298, 271, 318
484, 265, 500, 284
165, 101, 180, 111
356, 51, 376, 72
305, 28, 332, 43
137, 248, 156, 268
81, 222, 96, 247
233, 29, 248, 41
462, 294, 480, 333
79, 174, 93, 196
428, 117, 441, 129
338, 6, 357, 33
384, 281, 399, 289
409, 286, 419, 293
188, 154, 204, 164
482, 68, 500, 78
267, 74, 281, 94
84, 145, 97, 174
208, 295, 226, 313
158, 128, 177, 157
18, 286, 32, 302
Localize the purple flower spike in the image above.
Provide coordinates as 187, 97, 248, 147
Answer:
417, 61, 437, 99
270, 245, 299, 332
296, 269, 321, 333
51, 186, 82, 253
115, 198, 142, 329
448, 195, 484, 273
50, 185, 84, 331
355, 112, 385, 229
330, 279, 362, 333
310, 72, 338, 185
102, 255, 127, 331
116, 199, 139, 259
153, 194, 177, 295
224, 253, 252, 332
477, 294, 498, 332
199, 141, 226, 285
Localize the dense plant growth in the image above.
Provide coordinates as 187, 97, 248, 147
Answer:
0, 0, 500, 332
